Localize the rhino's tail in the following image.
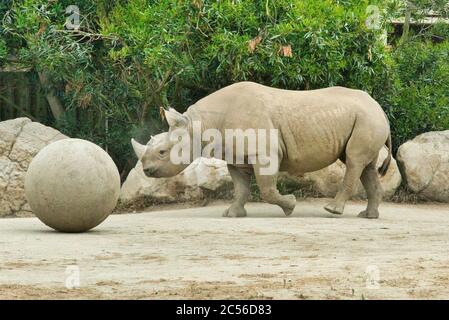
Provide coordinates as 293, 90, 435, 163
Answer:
378, 132, 392, 177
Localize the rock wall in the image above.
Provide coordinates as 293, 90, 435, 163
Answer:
0, 118, 67, 217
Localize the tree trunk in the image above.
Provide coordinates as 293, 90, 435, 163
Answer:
401, 2, 412, 42
38, 72, 65, 120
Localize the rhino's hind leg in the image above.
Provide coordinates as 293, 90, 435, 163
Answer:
325, 121, 384, 216
358, 159, 382, 219
324, 138, 375, 215
324, 159, 365, 215
253, 165, 296, 216
223, 165, 251, 218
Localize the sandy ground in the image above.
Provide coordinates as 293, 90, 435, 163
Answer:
1, 198, 449, 300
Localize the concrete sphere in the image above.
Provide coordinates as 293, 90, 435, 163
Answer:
25, 138, 120, 232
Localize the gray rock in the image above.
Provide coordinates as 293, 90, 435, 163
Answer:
120, 157, 232, 204
0, 118, 68, 217
397, 131, 449, 202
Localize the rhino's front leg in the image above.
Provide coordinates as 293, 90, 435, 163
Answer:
223, 165, 251, 217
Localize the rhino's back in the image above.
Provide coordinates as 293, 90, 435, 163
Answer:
189, 81, 376, 118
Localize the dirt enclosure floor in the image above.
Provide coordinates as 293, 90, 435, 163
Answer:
1, 198, 449, 299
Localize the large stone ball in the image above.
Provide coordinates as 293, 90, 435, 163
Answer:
25, 138, 120, 232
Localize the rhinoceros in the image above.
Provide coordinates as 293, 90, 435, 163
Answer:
131, 81, 391, 219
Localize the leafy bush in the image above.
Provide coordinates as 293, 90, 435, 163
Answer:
381, 40, 449, 150
193, 0, 390, 93
0, 38, 7, 64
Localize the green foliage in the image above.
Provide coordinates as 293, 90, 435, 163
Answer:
382, 40, 449, 149
0, 38, 7, 64
195, 0, 389, 92
92, 0, 392, 112
0, 0, 13, 65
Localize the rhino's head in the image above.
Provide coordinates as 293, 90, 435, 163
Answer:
131, 108, 190, 178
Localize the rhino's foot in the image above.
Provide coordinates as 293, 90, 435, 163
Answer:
281, 194, 296, 216
358, 209, 379, 219
324, 201, 344, 215
222, 205, 247, 218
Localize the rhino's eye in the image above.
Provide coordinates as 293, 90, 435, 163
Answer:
159, 150, 167, 156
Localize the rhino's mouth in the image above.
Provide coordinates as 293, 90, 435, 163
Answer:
143, 167, 159, 178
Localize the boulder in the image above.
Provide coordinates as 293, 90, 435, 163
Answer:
282, 146, 402, 199
397, 131, 449, 202
120, 157, 232, 205
0, 118, 68, 217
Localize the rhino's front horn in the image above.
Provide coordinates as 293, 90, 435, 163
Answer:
131, 138, 146, 160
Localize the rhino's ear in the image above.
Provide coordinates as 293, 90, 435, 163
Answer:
131, 138, 146, 160
163, 107, 188, 128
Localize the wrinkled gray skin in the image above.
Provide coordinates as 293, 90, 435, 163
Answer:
132, 82, 391, 219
